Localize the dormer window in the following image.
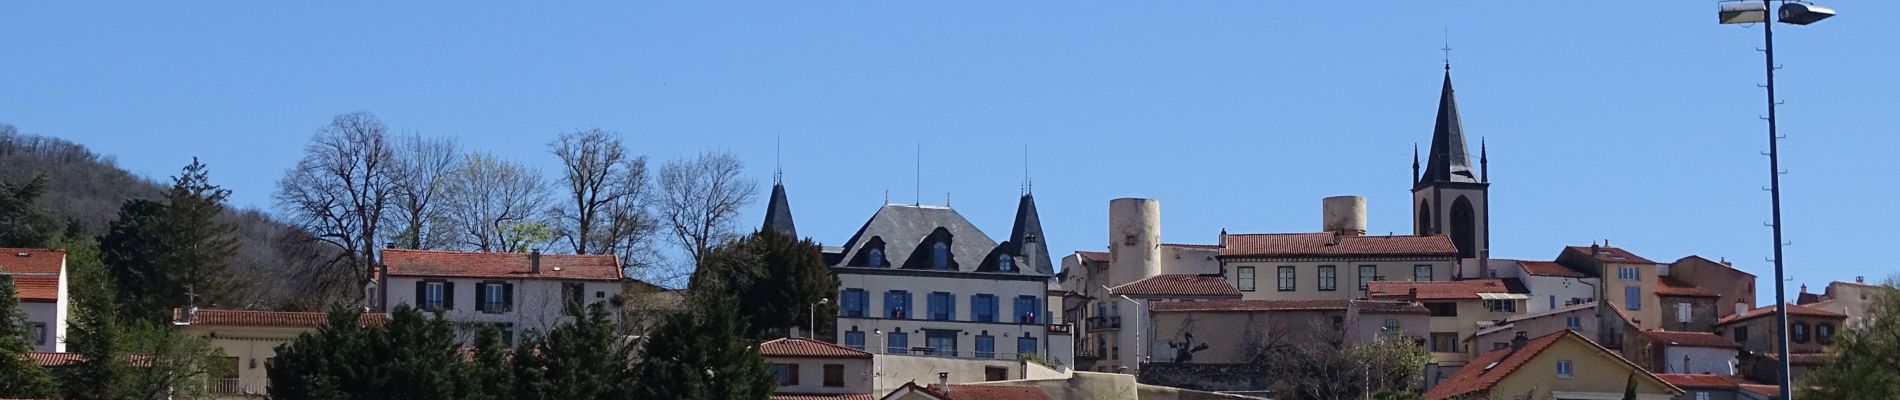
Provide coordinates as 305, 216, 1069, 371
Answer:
867, 248, 886, 267
997, 254, 1014, 272
932, 242, 949, 270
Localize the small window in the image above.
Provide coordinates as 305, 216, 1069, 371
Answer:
423, 282, 447, 311
931, 242, 950, 269
985, 366, 1009, 381
1426, 302, 1458, 317
1696, 392, 1711, 400
823, 364, 845, 387
1358, 265, 1377, 290
1318, 265, 1337, 291
1818, 323, 1835, 344
997, 254, 1014, 272
561, 282, 585, 315
867, 248, 886, 267
844, 331, 866, 350
1792, 322, 1809, 343
29, 323, 46, 345
975, 335, 996, 358
1677, 302, 1692, 323
1485, 299, 1516, 313
1735, 326, 1749, 342
1566, 316, 1582, 329
1277, 266, 1296, 291
1414, 265, 1433, 281
1625, 286, 1642, 310
770, 363, 799, 386
1384, 319, 1400, 330
1556, 360, 1574, 378
1236, 267, 1256, 292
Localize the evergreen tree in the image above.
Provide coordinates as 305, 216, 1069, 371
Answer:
99, 159, 242, 323
511, 304, 637, 400
266, 307, 374, 400
267, 305, 469, 400
694, 231, 839, 340
1801, 280, 1900, 399
58, 237, 136, 400
632, 288, 775, 400
0, 273, 57, 398
0, 175, 64, 247
464, 326, 515, 400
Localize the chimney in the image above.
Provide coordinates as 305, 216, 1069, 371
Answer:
937, 372, 949, 394
1510, 331, 1529, 352
385, 242, 395, 249
1218, 228, 1228, 248
1407, 288, 1419, 303
1857, 276, 1865, 284
530, 250, 542, 274
1800, 284, 1808, 294
790, 326, 802, 339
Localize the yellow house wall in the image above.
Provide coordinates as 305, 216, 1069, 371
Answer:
1483, 338, 1678, 400
1603, 262, 1663, 330
178, 325, 314, 398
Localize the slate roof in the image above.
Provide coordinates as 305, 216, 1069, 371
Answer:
1108, 274, 1241, 298
831, 204, 1047, 276
1717, 303, 1846, 326
1418, 70, 1480, 186
1423, 330, 1680, 400
1655, 374, 1740, 390
1641, 330, 1741, 349
382, 249, 622, 281
1150, 299, 1427, 314
762, 183, 798, 238
1007, 194, 1055, 275
1367, 278, 1528, 300
1656, 277, 1719, 298
1219, 232, 1457, 258
759, 337, 872, 359
174, 308, 387, 328
1516, 260, 1586, 278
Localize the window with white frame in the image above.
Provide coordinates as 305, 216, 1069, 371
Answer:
1485, 299, 1516, 313
1413, 265, 1433, 281
1236, 266, 1256, 291
1318, 265, 1337, 291
1277, 266, 1295, 291
1677, 302, 1692, 323
423, 282, 446, 311
1556, 360, 1573, 378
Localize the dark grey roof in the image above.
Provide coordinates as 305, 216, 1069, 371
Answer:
762, 183, 796, 237
1008, 193, 1055, 275
830, 204, 1050, 277
1419, 70, 1479, 186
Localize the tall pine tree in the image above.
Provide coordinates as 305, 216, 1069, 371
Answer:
100, 158, 241, 323
58, 237, 136, 400
267, 305, 470, 400
0, 273, 57, 398
693, 231, 839, 340
510, 304, 638, 399
0, 174, 64, 248
633, 286, 776, 400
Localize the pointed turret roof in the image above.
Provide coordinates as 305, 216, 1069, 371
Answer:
1419, 70, 1480, 186
1008, 193, 1055, 275
762, 183, 796, 237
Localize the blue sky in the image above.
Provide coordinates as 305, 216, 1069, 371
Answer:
3, 2, 1895, 302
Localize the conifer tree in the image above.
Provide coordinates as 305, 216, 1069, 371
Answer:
464, 326, 515, 400
0, 273, 57, 398
267, 305, 469, 400
510, 304, 637, 399
632, 287, 776, 400
100, 158, 242, 323
694, 231, 839, 340
0, 174, 64, 248
59, 238, 135, 400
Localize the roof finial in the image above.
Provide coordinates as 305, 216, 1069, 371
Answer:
1412, 143, 1421, 183
1022, 143, 1033, 196
1480, 137, 1489, 183
773, 132, 783, 185
1441, 27, 1453, 71
914, 141, 922, 206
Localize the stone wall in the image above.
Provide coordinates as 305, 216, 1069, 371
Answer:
1136, 363, 1272, 393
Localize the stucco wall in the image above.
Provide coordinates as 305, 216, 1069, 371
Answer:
1670, 257, 1758, 319
1469, 306, 1598, 357
21, 301, 58, 352
764, 356, 874, 395
1519, 275, 1597, 314
178, 324, 312, 397
1486, 337, 1681, 400
384, 275, 620, 337
1663, 346, 1738, 375
1224, 259, 1456, 301
836, 272, 1052, 364
872, 353, 1034, 392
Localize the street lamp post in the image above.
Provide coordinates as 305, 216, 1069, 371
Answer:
810, 298, 829, 339
1717, 2, 1834, 399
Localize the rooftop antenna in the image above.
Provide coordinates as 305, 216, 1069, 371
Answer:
1441, 27, 1453, 70
1022, 143, 1032, 196
914, 142, 921, 206
773, 132, 783, 185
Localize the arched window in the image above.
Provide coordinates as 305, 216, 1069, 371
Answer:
1417, 200, 1433, 234
1450, 196, 1477, 259
867, 248, 885, 267
997, 254, 1014, 272
1791, 321, 1810, 343
1817, 323, 1835, 345
932, 242, 949, 269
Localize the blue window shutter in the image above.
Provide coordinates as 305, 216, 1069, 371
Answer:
1626, 287, 1641, 310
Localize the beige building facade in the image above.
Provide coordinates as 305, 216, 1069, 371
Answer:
173, 308, 387, 398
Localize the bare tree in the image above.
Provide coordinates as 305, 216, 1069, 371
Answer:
273, 112, 399, 303
442, 152, 553, 252
385, 133, 460, 250
549, 129, 655, 256
656, 150, 756, 284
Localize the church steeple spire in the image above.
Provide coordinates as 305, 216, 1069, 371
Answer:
1418, 69, 1479, 187
1008, 192, 1054, 275
762, 181, 797, 238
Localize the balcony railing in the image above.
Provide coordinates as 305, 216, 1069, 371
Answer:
208, 378, 247, 395
1086, 316, 1121, 331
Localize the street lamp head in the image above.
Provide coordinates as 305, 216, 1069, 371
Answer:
1719, 1, 1768, 24
819, 298, 830, 305
1779, 2, 1835, 25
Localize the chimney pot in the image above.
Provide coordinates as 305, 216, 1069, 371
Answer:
1511, 331, 1529, 352
937, 372, 949, 393
530, 250, 542, 274
1857, 276, 1865, 283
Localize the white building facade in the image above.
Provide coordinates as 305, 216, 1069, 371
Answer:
379, 249, 623, 342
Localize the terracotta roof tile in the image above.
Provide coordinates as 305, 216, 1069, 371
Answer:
1108, 274, 1241, 298
174, 308, 387, 328
1656, 277, 1719, 298
1219, 233, 1457, 258
1717, 303, 1846, 326
1075, 251, 1109, 263
1641, 330, 1741, 349
1516, 260, 1585, 278
1424, 330, 1679, 400
922, 384, 1052, 400
1367, 279, 1526, 300
1761, 352, 1826, 366
24, 352, 152, 367
1563, 245, 1657, 264
0, 248, 65, 274
9, 275, 58, 302
773, 394, 877, 400
760, 337, 872, 359
1160, 243, 1220, 250
1737, 383, 1781, 398
1655, 374, 1739, 390
1150, 299, 1427, 314
383, 249, 621, 281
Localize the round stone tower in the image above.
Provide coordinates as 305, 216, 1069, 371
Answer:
1109, 198, 1162, 287
1323, 195, 1368, 236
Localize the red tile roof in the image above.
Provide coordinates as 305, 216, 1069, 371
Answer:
1655, 374, 1739, 390
1563, 245, 1657, 264
1761, 352, 1826, 366
0, 248, 65, 274
1673, 255, 1756, 277
915, 384, 1052, 400
759, 337, 872, 359
1219, 233, 1457, 258
174, 308, 387, 328
1423, 330, 1680, 400
24, 352, 152, 367
383, 249, 622, 281
774, 394, 877, 400
1641, 330, 1741, 349
1161, 243, 1220, 250
1717, 303, 1847, 326
1367, 279, 1525, 300
1149, 299, 1427, 314
1737, 384, 1780, 398
1516, 260, 1585, 278
1656, 277, 1719, 298
1108, 274, 1241, 298
9, 275, 58, 302
1075, 251, 1109, 263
